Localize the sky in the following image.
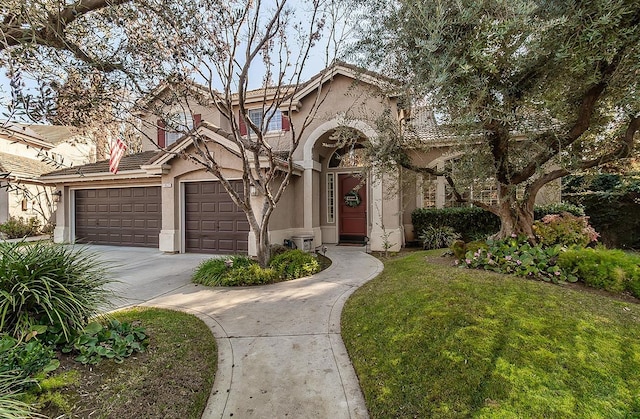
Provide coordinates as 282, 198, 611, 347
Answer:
0, 0, 356, 124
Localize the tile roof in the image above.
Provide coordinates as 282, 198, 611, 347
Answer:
26, 125, 81, 145
41, 150, 160, 177
0, 152, 59, 178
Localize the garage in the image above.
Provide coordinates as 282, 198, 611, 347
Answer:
184, 181, 249, 254
75, 187, 161, 247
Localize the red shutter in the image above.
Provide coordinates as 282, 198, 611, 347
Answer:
281, 112, 290, 131
238, 111, 247, 136
193, 114, 201, 128
157, 119, 166, 147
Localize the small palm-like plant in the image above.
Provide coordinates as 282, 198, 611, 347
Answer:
419, 225, 462, 250
0, 242, 113, 341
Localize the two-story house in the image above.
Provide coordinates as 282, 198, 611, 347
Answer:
40, 62, 559, 254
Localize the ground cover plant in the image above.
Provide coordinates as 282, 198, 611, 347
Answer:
193, 249, 322, 286
342, 251, 640, 418
36, 307, 217, 418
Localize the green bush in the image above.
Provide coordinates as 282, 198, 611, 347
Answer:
558, 248, 640, 296
412, 207, 500, 241
222, 264, 278, 286
0, 217, 41, 239
461, 235, 575, 283
0, 242, 112, 341
192, 255, 253, 286
0, 335, 58, 381
269, 250, 321, 279
534, 202, 585, 218
533, 212, 599, 248
419, 225, 461, 250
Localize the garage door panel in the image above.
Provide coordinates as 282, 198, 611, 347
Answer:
185, 181, 248, 254
75, 187, 161, 248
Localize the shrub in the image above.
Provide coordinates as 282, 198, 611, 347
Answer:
461, 235, 575, 283
192, 255, 254, 286
412, 207, 500, 241
534, 203, 585, 218
0, 217, 41, 239
419, 225, 461, 250
269, 250, 321, 279
0, 335, 58, 381
558, 248, 640, 296
533, 213, 599, 248
0, 242, 112, 341
222, 264, 278, 286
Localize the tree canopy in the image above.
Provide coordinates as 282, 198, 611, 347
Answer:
353, 0, 640, 237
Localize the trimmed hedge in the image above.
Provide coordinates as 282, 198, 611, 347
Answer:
412, 203, 584, 242
566, 192, 640, 249
412, 207, 500, 241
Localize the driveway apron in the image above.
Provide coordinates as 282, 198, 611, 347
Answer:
93, 244, 382, 419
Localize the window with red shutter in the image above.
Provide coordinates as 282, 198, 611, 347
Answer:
157, 119, 166, 147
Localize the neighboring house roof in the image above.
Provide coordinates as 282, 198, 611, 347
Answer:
0, 152, 57, 178
25, 125, 81, 146
41, 150, 160, 178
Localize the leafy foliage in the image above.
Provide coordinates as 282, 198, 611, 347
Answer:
418, 225, 461, 250
533, 202, 585, 218
412, 207, 500, 241
461, 235, 575, 283
356, 0, 640, 239
558, 248, 640, 297
532, 213, 599, 248
0, 335, 58, 382
61, 319, 148, 365
0, 242, 112, 341
193, 250, 321, 287
0, 372, 40, 419
268, 250, 321, 279
0, 217, 42, 239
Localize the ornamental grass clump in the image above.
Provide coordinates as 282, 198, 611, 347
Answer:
0, 241, 112, 341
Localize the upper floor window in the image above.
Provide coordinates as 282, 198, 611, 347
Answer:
248, 109, 282, 134
239, 108, 289, 136
157, 113, 201, 148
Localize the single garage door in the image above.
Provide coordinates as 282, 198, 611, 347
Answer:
75, 187, 161, 247
185, 181, 249, 254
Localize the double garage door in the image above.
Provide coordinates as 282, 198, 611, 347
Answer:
75, 183, 249, 253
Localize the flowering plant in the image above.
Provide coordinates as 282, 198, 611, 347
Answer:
533, 213, 599, 248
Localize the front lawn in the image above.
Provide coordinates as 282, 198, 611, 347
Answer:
342, 250, 640, 418
37, 307, 217, 418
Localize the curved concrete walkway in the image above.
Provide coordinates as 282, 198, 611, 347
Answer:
97, 244, 382, 418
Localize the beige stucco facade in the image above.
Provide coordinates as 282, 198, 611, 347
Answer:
41, 63, 561, 255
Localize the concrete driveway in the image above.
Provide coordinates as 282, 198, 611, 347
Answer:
77, 244, 211, 309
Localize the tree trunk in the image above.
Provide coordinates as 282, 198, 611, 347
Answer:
254, 224, 271, 268
493, 198, 535, 241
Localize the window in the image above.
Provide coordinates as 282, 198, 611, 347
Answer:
421, 174, 438, 208
328, 143, 367, 168
327, 173, 335, 223
248, 109, 282, 134
165, 113, 194, 146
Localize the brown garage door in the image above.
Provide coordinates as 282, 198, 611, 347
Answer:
75, 187, 161, 247
185, 181, 249, 254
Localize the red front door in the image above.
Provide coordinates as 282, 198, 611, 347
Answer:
339, 174, 367, 243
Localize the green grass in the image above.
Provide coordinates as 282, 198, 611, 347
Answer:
342, 250, 640, 418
